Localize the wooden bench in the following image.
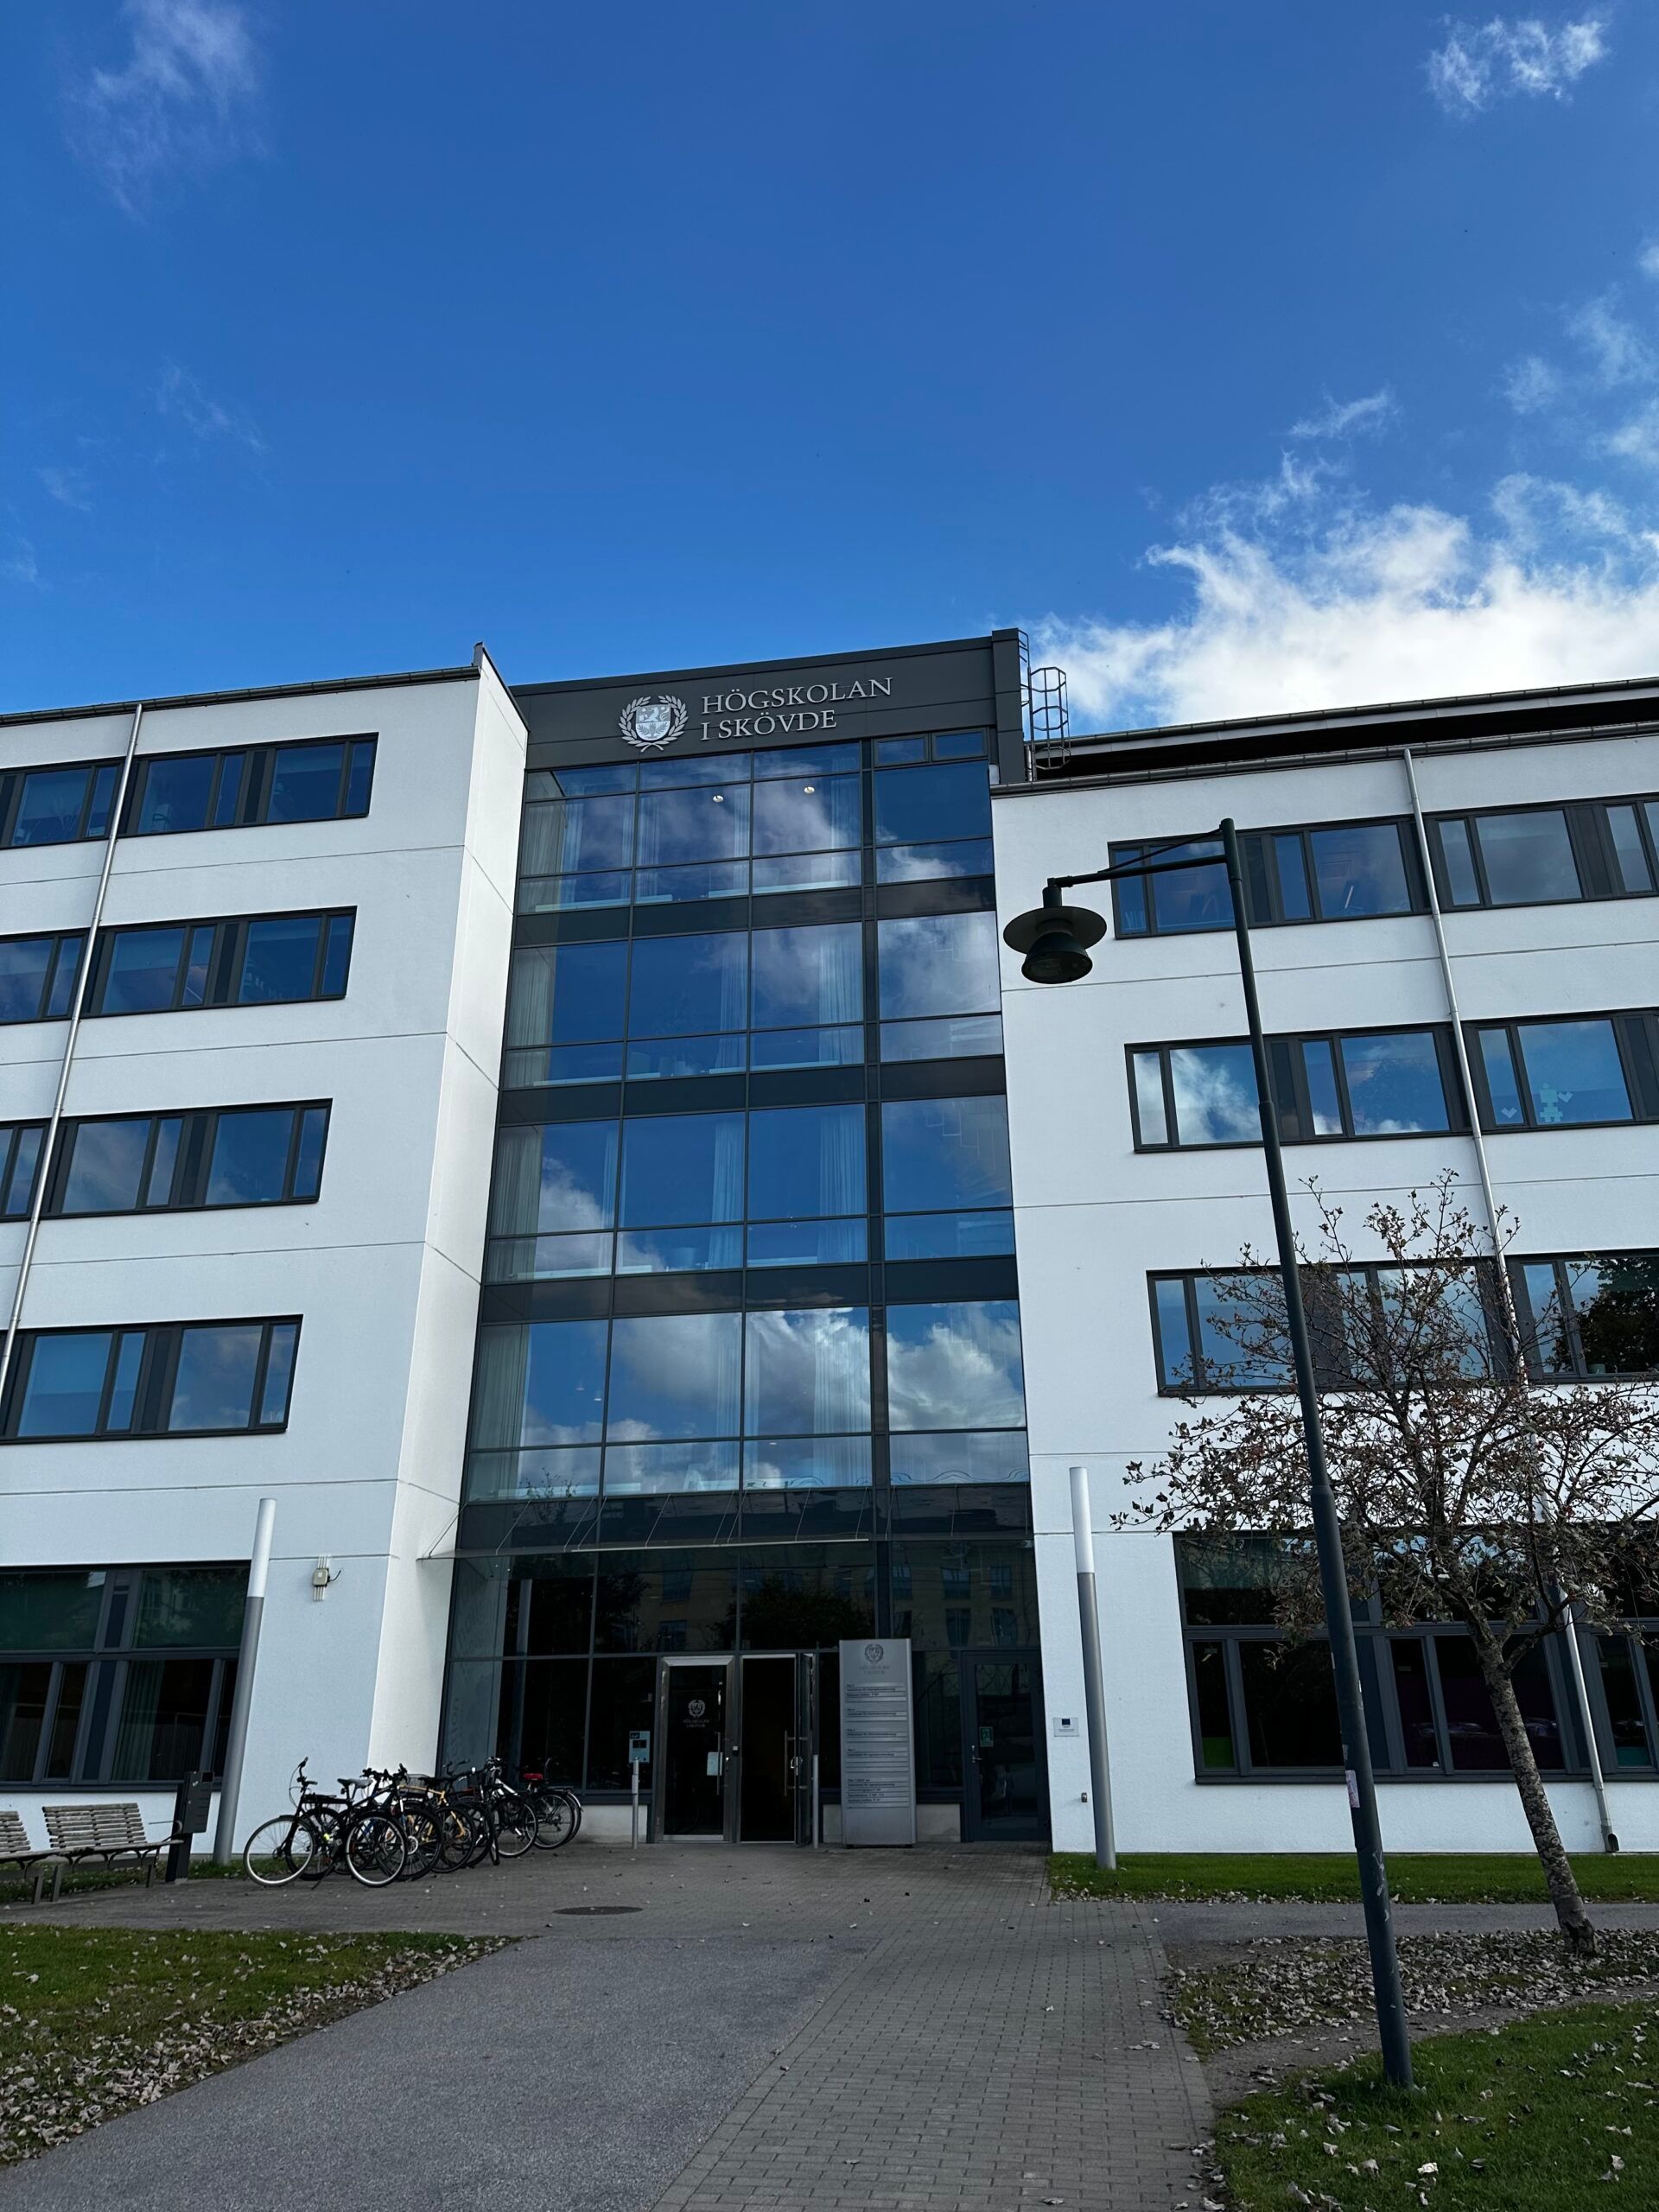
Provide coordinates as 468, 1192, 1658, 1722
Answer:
43, 1803, 175, 1887
0, 1812, 69, 1905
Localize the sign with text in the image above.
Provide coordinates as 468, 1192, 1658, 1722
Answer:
838, 1637, 917, 1847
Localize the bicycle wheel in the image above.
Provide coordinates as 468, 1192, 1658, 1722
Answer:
435, 1803, 476, 1872
344, 1811, 407, 1887
531, 1788, 577, 1851
243, 1815, 321, 1886
492, 1788, 537, 1859
397, 1797, 445, 1878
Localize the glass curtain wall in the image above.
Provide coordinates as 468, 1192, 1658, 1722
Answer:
446, 721, 1033, 1816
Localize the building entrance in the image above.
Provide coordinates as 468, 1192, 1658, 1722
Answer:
655, 1654, 819, 1841
959, 1650, 1047, 1841
660, 1663, 728, 1837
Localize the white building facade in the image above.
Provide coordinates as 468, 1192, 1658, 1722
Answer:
1, 653, 525, 1842
995, 680, 1659, 1857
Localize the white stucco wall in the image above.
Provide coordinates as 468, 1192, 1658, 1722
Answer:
995, 729, 1659, 1855
0, 657, 524, 1846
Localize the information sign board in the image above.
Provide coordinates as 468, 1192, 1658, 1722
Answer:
838, 1638, 917, 1847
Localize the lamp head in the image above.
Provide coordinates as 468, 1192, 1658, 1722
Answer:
1002, 886, 1108, 985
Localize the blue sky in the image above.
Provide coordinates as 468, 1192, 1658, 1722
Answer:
4, 3, 1658, 725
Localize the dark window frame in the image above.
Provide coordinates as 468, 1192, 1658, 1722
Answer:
122, 734, 377, 838
85, 910, 356, 1019
1128, 1022, 1466, 1151
44, 1101, 331, 1219
1465, 1008, 1659, 1135
0, 931, 86, 1026
1108, 815, 1426, 938
1427, 792, 1659, 912
1508, 1249, 1659, 1381
0, 1122, 47, 1217
0, 1317, 302, 1444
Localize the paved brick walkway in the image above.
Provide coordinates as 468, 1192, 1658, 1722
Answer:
1, 1846, 1213, 2212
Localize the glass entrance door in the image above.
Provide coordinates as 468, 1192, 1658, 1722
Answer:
660, 1663, 729, 1837
959, 1651, 1048, 1841
738, 1656, 796, 1840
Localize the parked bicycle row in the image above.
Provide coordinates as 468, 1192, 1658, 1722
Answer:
242, 1758, 582, 1887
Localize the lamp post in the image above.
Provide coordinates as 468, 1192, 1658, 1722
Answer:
1005, 818, 1414, 2091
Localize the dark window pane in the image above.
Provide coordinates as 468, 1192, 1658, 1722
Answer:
932, 730, 986, 760
11, 767, 92, 846
880, 1013, 1002, 1061
182, 925, 213, 1007
45, 937, 82, 1020
16, 1333, 112, 1437
594, 1554, 734, 1656
144, 1117, 181, 1204
1567, 1256, 1659, 1376
876, 736, 926, 764
1176, 1536, 1283, 1624
615, 1224, 743, 1273
751, 742, 860, 779
3, 1125, 43, 1215
1239, 1641, 1341, 1766
619, 1113, 743, 1227
750, 924, 862, 1029
1596, 1637, 1653, 1768
107, 1332, 143, 1429
604, 1439, 741, 1492
1606, 805, 1655, 894
519, 1561, 596, 1656
1515, 1020, 1632, 1125
1300, 1039, 1343, 1135
321, 914, 353, 995
752, 775, 861, 855
212, 754, 246, 827
206, 1109, 298, 1205
521, 794, 635, 875
1111, 849, 1149, 935
100, 925, 183, 1014
744, 1308, 871, 1435
238, 916, 324, 1003
743, 1435, 873, 1486
883, 1211, 1014, 1261
1435, 1636, 1563, 1770
890, 1543, 1033, 1649
886, 1300, 1024, 1430
1151, 840, 1230, 931
747, 1218, 867, 1268
1154, 1279, 1195, 1389
111, 1656, 217, 1782
45, 1662, 86, 1778
873, 763, 991, 846
1475, 809, 1580, 905
1437, 818, 1481, 906
738, 1548, 876, 1646
637, 784, 749, 867
493, 1122, 619, 1236
0, 1663, 51, 1781
1193, 1274, 1289, 1388
0, 938, 54, 1022
1307, 823, 1412, 918
133, 1567, 246, 1647
874, 836, 995, 884
627, 933, 747, 1038
752, 851, 861, 895
585, 1657, 657, 1782
266, 743, 346, 823
1167, 1045, 1259, 1144
887, 1430, 1028, 1483
59, 1119, 151, 1213
258, 1325, 298, 1424
877, 912, 999, 1020
1390, 1638, 1441, 1767
1272, 834, 1312, 920
472, 1320, 608, 1448
881, 1096, 1012, 1212
1477, 1028, 1526, 1126
86, 764, 118, 836
136, 754, 215, 835
346, 740, 376, 816
1337, 1032, 1450, 1135
292, 1108, 327, 1199
0, 1570, 104, 1650
747, 1103, 865, 1220
1516, 1260, 1575, 1375
506, 941, 627, 1051
515, 1659, 588, 1783
607, 1313, 742, 1439
1191, 1643, 1236, 1769
168, 1325, 264, 1431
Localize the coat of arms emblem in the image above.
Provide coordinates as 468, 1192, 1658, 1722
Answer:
619, 695, 688, 750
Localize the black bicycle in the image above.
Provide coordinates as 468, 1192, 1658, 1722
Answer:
243, 1761, 408, 1887
516, 1763, 583, 1851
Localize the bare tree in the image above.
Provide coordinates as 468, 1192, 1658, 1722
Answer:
1122, 1176, 1659, 1955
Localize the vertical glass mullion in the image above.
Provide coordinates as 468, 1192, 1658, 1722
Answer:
1556, 1260, 1591, 1379
1421, 1631, 1455, 1771
280, 1106, 302, 1199
1372, 1632, 1408, 1774
31, 1662, 63, 1786
1222, 1636, 1251, 1774
92, 1332, 124, 1436
1183, 1277, 1205, 1390
1328, 1032, 1357, 1138
248, 1325, 274, 1428
1159, 1051, 1178, 1147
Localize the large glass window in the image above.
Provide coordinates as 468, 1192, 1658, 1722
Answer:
1431, 795, 1659, 908
126, 737, 375, 836
1111, 820, 1422, 934
1471, 1014, 1649, 1130
1510, 1252, 1659, 1379
1132, 1027, 1458, 1148
87, 912, 354, 1018
607, 1313, 743, 1442
617, 1114, 745, 1272
3, 1319, 298, 1440
878, 912, 1001, 1060
49, 1103, 326, 1217
885, 1301, 1026, 1432
2, 760, 118, 848
486, 1121, 620, 1281
0, 933, 84, 1025
881, 1096, 1014, 1260
744, 1308, 871, 1436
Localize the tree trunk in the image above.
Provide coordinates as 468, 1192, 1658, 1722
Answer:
1471, 1630, 1597, 1955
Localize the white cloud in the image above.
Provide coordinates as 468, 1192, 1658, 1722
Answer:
67, 0, 262, 213
38, 466, 93, 513
1567, 296, 1656, 388
1642, 245, 1659, 282
1503, 353, 1562, 413
156, 360, 264, 451
1288, 390, 1397, 441
1605, 402, 1659, 471
2, 539, 41, 588
1033, 473, 1659, 731
1427, 15, 1608, 112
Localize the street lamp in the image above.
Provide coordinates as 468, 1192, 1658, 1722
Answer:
1005, 817, 1414, 2092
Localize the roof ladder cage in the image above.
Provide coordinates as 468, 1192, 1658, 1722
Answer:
1028, 660, 1070, 770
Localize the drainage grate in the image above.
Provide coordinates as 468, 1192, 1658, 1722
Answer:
555, 1904, 643, 1915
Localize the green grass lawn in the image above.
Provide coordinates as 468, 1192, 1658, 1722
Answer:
0, 1924, 502, 2161
0, 1860, 247, 1910
1049, 1850, 1659, 1903
1217, 1999, 1659, 2210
